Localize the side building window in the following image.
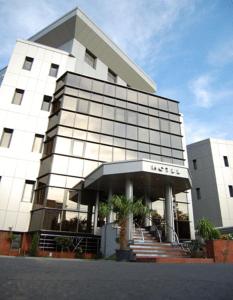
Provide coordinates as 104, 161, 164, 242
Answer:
32, 134, 44, 153
21, 180, 35, 203
0, 128, 13, 148
49, 63, 59, 77
12, 89, 24, 105
85, 49, 96, 68
196, 187, 201, 200
41, 95, 52, 111
108, 68, 117, 83
192, 159, 197, 170
229, 185, 233, 198
223, 156, 229, 167
22, 56, 34, 71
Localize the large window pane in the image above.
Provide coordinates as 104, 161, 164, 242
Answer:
171, 135, 183, 149
72, 140, 84, 156
159, 98, 168, 111
138, 113, 149, 127
126, 140, 137, 150
127, 111, 137, 124
149, 117, 160, 130
127, 89, 137, 103
170, 122, 181, 135
148, 95, 158, 108
126, 150, 137, 160
101, 119, 114, 135
138, 142, 149, 152
87, 132, 100, 143
160, 119, 169, 132
150, 130, 160, 144
160, 133, 171, 147
89, 102, 102, 117
60, 111, 75, 127
115, 108, 125, 122
75, 114, 88, 130
103, 105, 114, 119
168, 101, 179, 114
126, 125, 137, 140
85, 142, 99, 160
113, 137, 125, 148
116, 86, 127, 99
138, 93, 148, 106
78, 99, 89, 114
113, 148, 125, 161
138, 128, 149, 143
88, 117, 101, 132
114, 122, 126, 138
99, 145, 113, 162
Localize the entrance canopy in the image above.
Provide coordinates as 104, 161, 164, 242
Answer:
76, 159, 191, 200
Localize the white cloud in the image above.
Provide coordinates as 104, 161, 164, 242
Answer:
208, 37, 233, 67
0, 0, 197, 69
184, 118, 228, 145
189, 74, 233, 108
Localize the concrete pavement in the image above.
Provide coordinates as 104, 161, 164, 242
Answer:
0, 256, 233, 300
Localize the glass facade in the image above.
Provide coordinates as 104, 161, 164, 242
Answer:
30, 72, 187, 234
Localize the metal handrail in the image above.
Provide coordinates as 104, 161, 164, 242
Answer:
133, 222, 144, 243
144, 215, 162, 243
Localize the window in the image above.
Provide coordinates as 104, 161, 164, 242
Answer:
0, 128, 13, 148
229, 186, 233, 198
41, 95, 52, 111
196, 188, 201, 200
224, 156, 229, 167
107, 68, 117, 83
193, 159, 197, 170
85, 49, 96, 68
21, 180, 35, 202
49, 63, 59, 77
44, 138, 54, 156
32, 134, 44, 153
12, 89, 24, 105
22, 56, 34, 71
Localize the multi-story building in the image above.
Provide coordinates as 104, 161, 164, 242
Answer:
0, 8, 194, 254
187, 138, 233, 229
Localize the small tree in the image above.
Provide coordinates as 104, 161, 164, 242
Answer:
111, 195, 149, 250
29, 233, 39, 256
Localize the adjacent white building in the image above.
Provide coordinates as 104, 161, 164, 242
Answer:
187, 138, 233, 228
0, 8, 194, 252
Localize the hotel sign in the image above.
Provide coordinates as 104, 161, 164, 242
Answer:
150, 164, 180, 175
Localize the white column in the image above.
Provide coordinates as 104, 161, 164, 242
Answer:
107, 186, 113, 223
145, 193, 152, 227
93, 191, 99, 235
165, 184, 174, 242
125, 178, 133, 241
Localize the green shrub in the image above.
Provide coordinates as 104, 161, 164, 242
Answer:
29, 233, 39, 256
196, 218, 220, 241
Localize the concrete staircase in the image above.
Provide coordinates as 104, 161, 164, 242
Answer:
130, 228, 213, 263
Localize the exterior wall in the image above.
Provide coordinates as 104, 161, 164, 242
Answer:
0, 40, 76, 232
30, 72, 187, 233
187, 138, 233, 227
71, 39, 127, 85
210, 139, 233, 227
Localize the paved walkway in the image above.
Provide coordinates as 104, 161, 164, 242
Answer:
0, 256, 233, 300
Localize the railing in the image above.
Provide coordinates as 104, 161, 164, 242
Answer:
39, 232, 101, 255
133, 222, 144, 243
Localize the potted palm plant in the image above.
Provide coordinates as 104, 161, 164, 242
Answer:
107, 195, 149, 261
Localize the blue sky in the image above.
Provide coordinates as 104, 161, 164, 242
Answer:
0, 0, 232, 144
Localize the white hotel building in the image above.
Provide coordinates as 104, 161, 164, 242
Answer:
0, 8, 194, 254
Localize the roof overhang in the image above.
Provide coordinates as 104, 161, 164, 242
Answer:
29, 8, 156, 93
77, 159, 191, 200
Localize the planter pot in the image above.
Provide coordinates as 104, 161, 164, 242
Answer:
206, 240, 233, 263
116, 249, 135, 262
